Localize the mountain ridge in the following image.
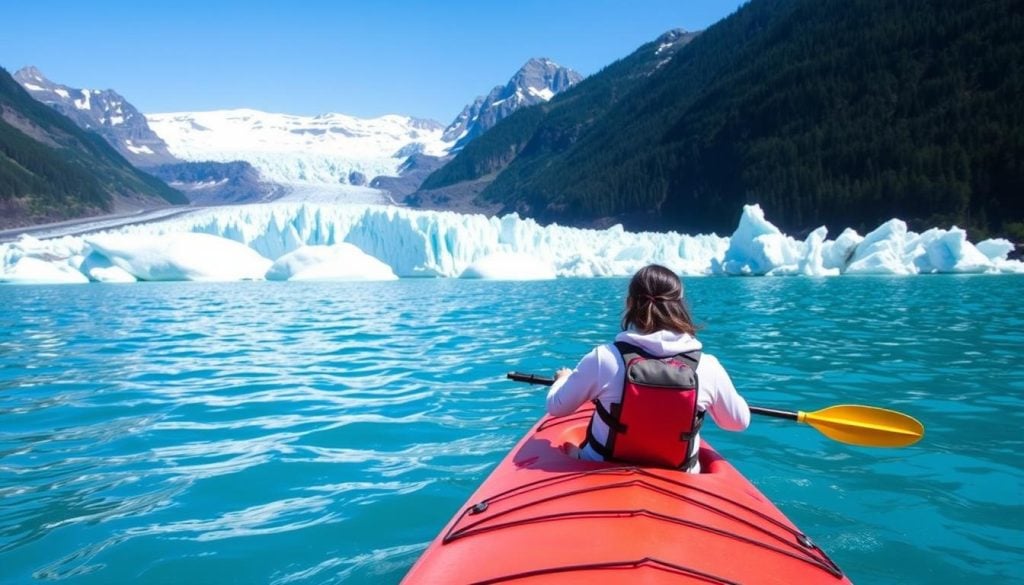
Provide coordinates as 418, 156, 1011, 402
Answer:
0, 67, 187, 229
14, 66, 178, 167
14, 67, 284, 205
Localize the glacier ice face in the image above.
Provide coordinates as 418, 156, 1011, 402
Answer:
0, 202, 1019, 285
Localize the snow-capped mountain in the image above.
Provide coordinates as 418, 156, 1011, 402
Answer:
146, 109, 451, 187
13, 66, 178, 167
442, 58, 583, 152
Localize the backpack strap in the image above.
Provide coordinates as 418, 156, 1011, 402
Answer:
614, 341, 702, 370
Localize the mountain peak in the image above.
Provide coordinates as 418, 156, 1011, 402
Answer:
656, 29, 690, 44
14, 66, 47, 84
442, 57, 583, 148
14, 68, 178, 166
653, 29, 700, 56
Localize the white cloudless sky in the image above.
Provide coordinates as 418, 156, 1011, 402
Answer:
1, 0, 748, 123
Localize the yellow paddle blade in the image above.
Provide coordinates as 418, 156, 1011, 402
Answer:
798, 404, 924, 448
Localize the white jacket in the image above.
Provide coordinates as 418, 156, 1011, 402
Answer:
546, 329, 750, 472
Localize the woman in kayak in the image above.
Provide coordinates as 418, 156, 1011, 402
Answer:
547, 263, 750, 472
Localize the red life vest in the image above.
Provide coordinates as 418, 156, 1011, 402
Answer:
585, 341, 704, 469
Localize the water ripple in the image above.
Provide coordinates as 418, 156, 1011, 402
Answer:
0, 277, 1021, 584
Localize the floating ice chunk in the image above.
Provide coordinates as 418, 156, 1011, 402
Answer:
0, 256, 89, 284
460, 251, 556, 280
821, 228, 863, 271
798, 226, 840, 276
910, 227, 992, 273
0, 234, 89, 284
86, 232, 272, 281
265, 244, 397, 281
558, 254, 619, 278
994, 259, 1024, 273
715, 204, 800, 275
846, 219, 916, 275
976, 238, 1015, 261
79, 252, 138, 283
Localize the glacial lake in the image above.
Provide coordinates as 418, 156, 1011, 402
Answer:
1, 275, 1021, 584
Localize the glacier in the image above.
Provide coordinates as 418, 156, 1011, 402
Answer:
145, 109, 452, 188
0, 203, 1020, 284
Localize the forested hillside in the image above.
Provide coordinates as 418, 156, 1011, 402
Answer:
0, 68, 186, 228
421, 29, 699, 191
423, 0, 1023, 240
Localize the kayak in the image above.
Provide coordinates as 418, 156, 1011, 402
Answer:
402, 404, 852, 584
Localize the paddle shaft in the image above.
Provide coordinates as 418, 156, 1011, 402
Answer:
508, 372, 799, 419
507, 372, 555, 386
506, 371, 923, 447
749, 406, 799, 421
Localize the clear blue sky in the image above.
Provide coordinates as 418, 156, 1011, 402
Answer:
1, 0, 748, 123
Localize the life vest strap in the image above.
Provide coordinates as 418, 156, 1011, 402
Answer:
584, 414, 702, 470
593, 398, 628, 433
681, 410, 706, 440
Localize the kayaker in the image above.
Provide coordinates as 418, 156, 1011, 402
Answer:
546, 263, 750, 472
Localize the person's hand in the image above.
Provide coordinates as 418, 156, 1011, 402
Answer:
554, 368, 572, 380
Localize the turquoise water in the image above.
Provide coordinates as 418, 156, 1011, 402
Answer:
1, 276, 1021, 584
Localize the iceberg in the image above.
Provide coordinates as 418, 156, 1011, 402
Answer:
85, 232, 273, 281
976, 238, 1015, 261
0, 255, 90, 284
908, 227, 992, 274
821, 228, 863, 271
79, 252, 138, 283
460, 252, 556, 280
846, 219, 916, 275
798, 227, 840, 277
266, 244, 398, 281
0, 202, 1019, 284
713, 204, 802, 275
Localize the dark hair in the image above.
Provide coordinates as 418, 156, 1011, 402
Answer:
620, 264, 698, 336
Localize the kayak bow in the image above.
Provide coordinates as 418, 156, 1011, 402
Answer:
402, 404, 853, 584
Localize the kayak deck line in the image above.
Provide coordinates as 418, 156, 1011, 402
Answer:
447, 504, 843, 579
403, 405, 853, 584
443, 417, 843, 579
444, 470, 833, 559
469, 556, 742, 585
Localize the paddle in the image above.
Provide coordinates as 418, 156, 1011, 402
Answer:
506, 371, 924, 448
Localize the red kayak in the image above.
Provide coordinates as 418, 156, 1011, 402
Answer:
403, 404, 852, 584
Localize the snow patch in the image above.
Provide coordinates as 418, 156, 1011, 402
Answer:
526, 86, 555, 101
74, 89, 92, 110
124, 140, 155, 155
